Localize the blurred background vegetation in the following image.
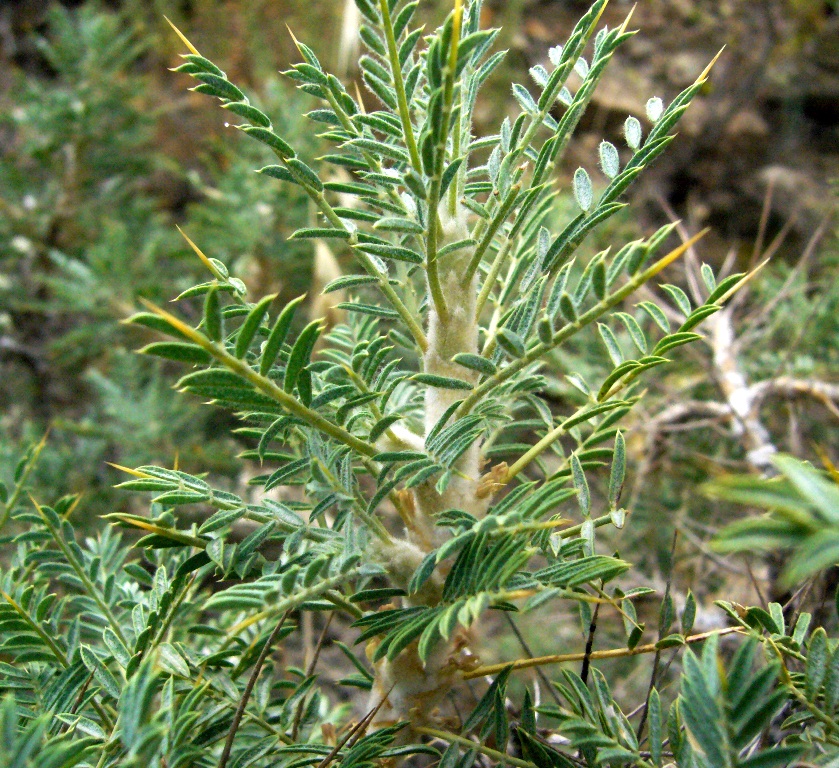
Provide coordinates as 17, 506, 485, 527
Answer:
0, 0, 837, 676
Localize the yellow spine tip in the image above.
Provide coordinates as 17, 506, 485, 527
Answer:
619, 4, 637, 34
137, 297, 204, 344
715, 257, 769, 305
176, 226, 216, 274
164, 16, 201, 56
353, 82, 368, 114
696, 46, 725, 84
646, 228, 710, 278
590, 0, 609, 34
286, 24, 302, 52
106, 463, 154, 478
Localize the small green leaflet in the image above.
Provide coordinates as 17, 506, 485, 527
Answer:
260, 295, 306, 376
571, 453, 590, 515
609, 432, 625, 509
573, 168, 593, 211
452, 354, 496, 376
412, 373, 474, 390
234, 294, 275, 358
203, 287, 223, 342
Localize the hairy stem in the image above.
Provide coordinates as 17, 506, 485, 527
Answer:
32, 497, 129, 648
419, 212, 482, 524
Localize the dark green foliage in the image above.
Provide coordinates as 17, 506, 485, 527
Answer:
2, 2, 837, 768
0, 4, 317, 515
712, 454, 839, 585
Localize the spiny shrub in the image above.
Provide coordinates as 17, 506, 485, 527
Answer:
2, 2, 838, 767
0, 4, 316, 512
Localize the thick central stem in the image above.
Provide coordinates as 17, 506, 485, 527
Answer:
369, 206, 483, 730
417, 207, 483, 525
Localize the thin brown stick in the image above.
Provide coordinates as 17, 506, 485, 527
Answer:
311, 688, 395, 768
750, 377, 839, 414
462, 626, 745, 680
654, 646, 683, 693
579, 600, 601, 685
655, 195, 704, 306
751, 176, 775, 266
739, 215, 828, 341
503, 613, 562, 707
745, 558, 768, 609
218, 610, 291, 768
729, 208, 797, 314
59, 671, 94, 734
307, 612, 334, 676
291, 612, 335, 740
637, 530, 678, 741
677, 520, 749, 576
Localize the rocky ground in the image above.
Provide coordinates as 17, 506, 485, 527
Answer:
500, 0, 838, 256
3, 0, 836, 253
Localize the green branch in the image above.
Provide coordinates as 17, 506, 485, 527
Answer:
503, 421, 570, 484
32, 497, 129, 649
415, 726, 537, 768
464, 183, 521, 283
458, 231, 707, 417
425, 1, 465, 323
1, 589, 70, 667
474, 235, 514, 319
465, 0, 608, 249
257, 141, 427, 350
1, 589, 115, 729
378, 0, 422, 173
510, 0, 608, 167
0, 430, 48, 530
767, 636, 839, 738
139, 299, 380, 459
216, 567, 362, 652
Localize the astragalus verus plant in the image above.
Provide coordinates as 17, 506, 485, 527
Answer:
148, 0, 720, 727
8, 3, 826, 768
